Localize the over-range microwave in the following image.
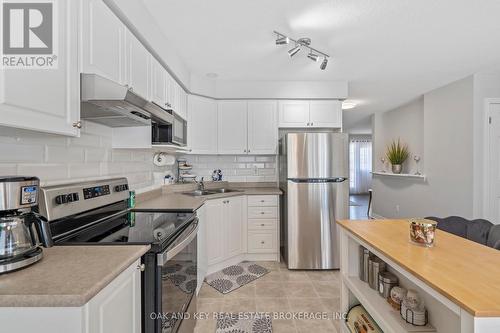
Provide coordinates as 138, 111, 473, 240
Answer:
151, 109, 187, 146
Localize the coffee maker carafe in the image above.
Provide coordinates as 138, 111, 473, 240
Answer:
0, 176, 53, 274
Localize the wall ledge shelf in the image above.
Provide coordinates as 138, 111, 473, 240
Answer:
372, 171, 426, 180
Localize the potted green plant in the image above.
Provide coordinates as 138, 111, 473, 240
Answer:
386, 139, 410, 174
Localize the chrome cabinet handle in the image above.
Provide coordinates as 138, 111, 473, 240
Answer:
261, 241, 265, 244
260, 200, 265, 202
311, 122, 314, 126
260, 223, 265, 226
260, 212, 265, 215
72, 121, 82, 129
137, 263, 145, 271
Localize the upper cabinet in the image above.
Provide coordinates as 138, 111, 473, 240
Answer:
126, 32, 150, 99
150, 57, 166, 108
188, 96, 217, 154
309, 100, 342, 128
0, 0, 80, 136
279, 100, 342, 129
217, 101, 248, 154
80, 0, 126, 84
247, 101, 278, 154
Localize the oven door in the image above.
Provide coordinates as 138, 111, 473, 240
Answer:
156, 217, 198, 333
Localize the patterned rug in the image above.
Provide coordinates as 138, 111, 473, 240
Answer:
162, 261, 197, 294
216, 313, 272, 333
205, 262, 269, 294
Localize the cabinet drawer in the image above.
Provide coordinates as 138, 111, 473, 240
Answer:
248, 231, 276, 253
248, 219, 277, 230
248, 207, 278, 219
248, 195, 278, 207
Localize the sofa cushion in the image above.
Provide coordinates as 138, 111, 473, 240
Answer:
466, 219, 493, 245
487, 224, 500, 249
426, 216, 468, 238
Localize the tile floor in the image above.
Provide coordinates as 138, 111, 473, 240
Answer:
194, 261, 342, 333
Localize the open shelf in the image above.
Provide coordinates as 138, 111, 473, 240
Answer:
343, 274, 436, 333
372, 171, 426, 180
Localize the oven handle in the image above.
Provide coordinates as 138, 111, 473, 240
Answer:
157, 217, 199, 266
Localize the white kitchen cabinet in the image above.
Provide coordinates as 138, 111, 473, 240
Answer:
150, 57, 166, 108
205, 199, 225, 266
196, 205, 207, 295
87, 260, 141, 333
247, 101, 278, 154
178, 89, 188, 120
0, 260, 142, 333
247, 195, 279, 255
0, 0, 80, 136
278, 100, 310, 128
205, 197, 246, 266
126, 31, 150, 99
309, 100, 342, 128
187, 95, 218, 154
279, 100, 342, 128
217, 101, 248, 154
80, 0, 126, 84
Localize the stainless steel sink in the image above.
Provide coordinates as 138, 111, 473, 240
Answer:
182, 190, 216, 196
211, 188, 241, 193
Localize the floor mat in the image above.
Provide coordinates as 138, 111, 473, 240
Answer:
216, 313, 272, 333
205, 262, 269, 294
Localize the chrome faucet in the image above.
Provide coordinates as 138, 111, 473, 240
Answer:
195, 177, 205, 191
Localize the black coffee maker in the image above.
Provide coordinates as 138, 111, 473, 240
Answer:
0, 176, 53, 274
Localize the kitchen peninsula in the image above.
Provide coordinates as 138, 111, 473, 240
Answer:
337, 219, 500, 333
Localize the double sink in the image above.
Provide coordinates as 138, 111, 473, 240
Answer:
182, 188, 242, 197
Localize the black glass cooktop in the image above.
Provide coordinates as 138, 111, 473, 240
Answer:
52, 202, 194, 251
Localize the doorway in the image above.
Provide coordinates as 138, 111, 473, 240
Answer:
485, 99, 500, 224
349, 135, 372, 219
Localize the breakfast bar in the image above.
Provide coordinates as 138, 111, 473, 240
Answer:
337, 219, 500, 333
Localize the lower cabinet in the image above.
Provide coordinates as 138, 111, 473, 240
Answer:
205, 196, 246, 266
201, 195, 280, 276
0, 260, 142, 333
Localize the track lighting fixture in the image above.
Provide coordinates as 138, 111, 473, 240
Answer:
288, 44, 301, 57
320, 57, 328, 70
275, 36, 290, 45
274, 31, 330, 70
307, 52, 319, 62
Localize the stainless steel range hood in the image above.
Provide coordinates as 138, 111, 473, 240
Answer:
80, 73, 173, 127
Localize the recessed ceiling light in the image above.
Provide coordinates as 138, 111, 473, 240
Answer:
206, 73, 218, 78
342, 101, 358, 110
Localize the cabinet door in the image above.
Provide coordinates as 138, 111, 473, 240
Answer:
217, 101, 248, 154
196, 206, 208, 295
224, 196, 246, 258
126, 32, 150, 99
0, 0, 80, 136
205, 199, 225, 266
309, 100, 342, 128
178, 89, 187, 120
278, 100, 310, 128
80, 0, 126, 84
150, 57, 166, 107
187, 95, 217, 154
165, 73, 175, 109
87, 260, 141, 333
248, 101, 278, 155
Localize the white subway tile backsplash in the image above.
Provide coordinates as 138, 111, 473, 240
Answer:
18, 164, 68, 181
112, 150, 132, 162
85, 148, 109, 162
0, 143, 44, 163
69, 133, 100, 147
0, 164, 17, 175
46, 146, 85, 163
236, 156, 255, 163
84, 121, 112, 137
256, 156, 275, 162
69, 163, 101, 178
258, 168, 275, 175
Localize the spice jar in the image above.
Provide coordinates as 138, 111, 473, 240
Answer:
359, 246, 370, 283
409, 218, 437, 247
378, 271, 398, 299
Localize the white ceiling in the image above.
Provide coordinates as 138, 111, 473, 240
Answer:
143, 0, 500, 126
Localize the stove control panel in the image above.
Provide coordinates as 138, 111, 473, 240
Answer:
55, 192, 79, 205
114, 184, 129, 192
83, 185, 110, 200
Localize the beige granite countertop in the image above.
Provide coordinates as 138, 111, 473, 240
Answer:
0, 245, 150, 307
135, 182, 282, 212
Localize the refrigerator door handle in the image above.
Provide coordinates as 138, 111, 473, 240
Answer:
288, 178, 348, 183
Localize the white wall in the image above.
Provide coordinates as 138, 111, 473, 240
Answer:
0, 121, 171, 191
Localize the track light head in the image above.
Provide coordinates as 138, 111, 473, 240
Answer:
288, 45, 301, 58
276, 36, 290, 45
320, 57, 328, 70
307, 52, 319, 62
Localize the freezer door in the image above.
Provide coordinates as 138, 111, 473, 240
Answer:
286, 132, 348, 179
286, 179, 348, 269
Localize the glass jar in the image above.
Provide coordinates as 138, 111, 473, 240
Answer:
409, 218, 437, 247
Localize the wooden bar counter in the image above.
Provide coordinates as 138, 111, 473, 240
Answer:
337, 219, 500, 333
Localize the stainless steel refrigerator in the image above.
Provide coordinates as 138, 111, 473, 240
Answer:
279, 132, 349, 269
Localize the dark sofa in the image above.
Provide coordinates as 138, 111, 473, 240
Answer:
426, 216, 500, 250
